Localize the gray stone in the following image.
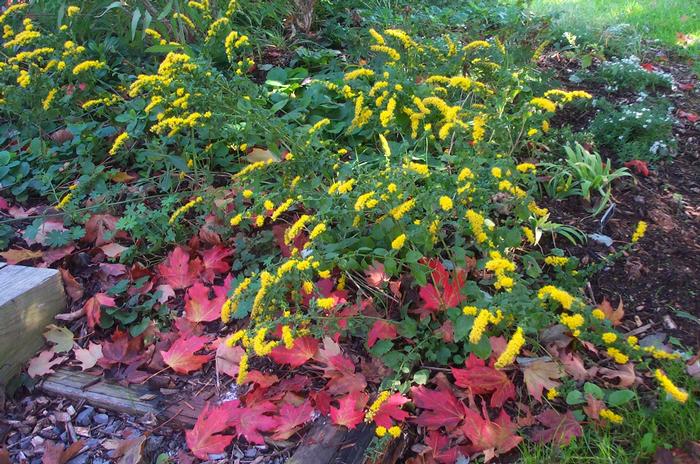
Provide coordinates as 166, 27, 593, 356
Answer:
93, 413, 109, 425
75, 406, 94, 426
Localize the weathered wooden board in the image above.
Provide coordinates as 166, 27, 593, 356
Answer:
0, 265, 66, 384
40, 368, 205, 428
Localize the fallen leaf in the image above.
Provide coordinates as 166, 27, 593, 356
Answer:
597, 297, 624, 326
246, 146, 280, 163
411, 385, 467, 430
41, 440, 84, 464
678, 110, 699, 123
365, 261, 389, 287
184, 282, 226, 323
44, 324, 74, 353
59, 268, 84, 301
28, 350, 67, 378
599, 363, 637, 388
452, 355, 516, 408
330, 391, 369, 429
522, 360, 563, 402
272, 401, 314, 440
0, 247, 42, 264
112, 435, 147, 464
461, 408, 522, 462
161, 335, 211, 374
84, 214, 124, 246
228, 401, 279, 444
200, 246, 232, 283
73, 342, 103, 370
215, 342, 244, 379
186, 401, 236, 459
83, 293, 116, 329
158, 246, 202, 290
101, 243, 128, 259
531, 409, 582, 446
371, 392, 410, 428
367, 320, 397, 348
269, 336, 319, 367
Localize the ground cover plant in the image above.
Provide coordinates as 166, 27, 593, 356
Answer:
0, 0, 698, 463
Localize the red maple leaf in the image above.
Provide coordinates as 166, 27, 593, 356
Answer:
269, 336, 319, 367
624, 160, 650, 177
158, 246, 202, 290
228, 401, 278, 444
417, 260, 466, 319
411, 385, 467, 430
98, 330, 145, 368
161, 335, 211, 374
82, 293, 116, 329
185, 401, 237, 459
451, 356, 515, 408
425, 430, 462, 464
322, 354, 367, 395
271, 401, 314, 440
200, 246, 233, 283
367, 320, 397, 348
678, 110, 699, 123
184, 282, 226, 323
462, 408, 522, 462
531, 409, 583, 446
372, 392, 410, 428
330, 391, 368, 429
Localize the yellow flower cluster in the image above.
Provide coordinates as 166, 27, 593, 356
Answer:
72, 60, 106, 75
285, 215, 312, 245
371, 45, 400, 61
485, 251, 516, 291
631, 221, 647, 243
494, 327, 525, 368
329, 179, 355, 194
389, 199, 415, 220
546, 388, 559, 400
439, 196, 453, 211
365, 391, 390, 422
469, 309, 493, 344
221, 277, 252, 322
391, 233, 407, 250
544, 256, 569, 266
529, 97, 557, 113
466, 209, 488, 243
538, 285, 574, 309
252, 328, 278, 356
168, 196, 203, 224
109, 132, 130, 156
309, 223, 327, 240
602, 332, 617, 344
344, 68, 374, 81
403, 161, 430, 177
560, 313, 584, 337
599, 409, 623, 424
235, 160, 273, 179
655, 369, 689, 403
251, 271, 275, 319
316, 297, 335, 310
375, 425, 401, 438
606, 347, 629, 364
309, 118, 330, 134
237, 354, 249, 384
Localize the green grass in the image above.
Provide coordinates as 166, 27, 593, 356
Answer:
529, 0, 700, 56
519, 363, 700, 463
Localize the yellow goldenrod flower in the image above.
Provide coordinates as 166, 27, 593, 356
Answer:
344, 68, 374, 81
379, 97, 396, 127
309, 118, 330, 134
282, 326, 294, 349
391, 233, 407, 250
466, 209, 488, 243
389, 199, 415, 220
236, 354, 249, 384
469, 309, 491, 344
309, 223, 327, 240
365, 391, 390, 422
168, 196, 203, 224
285, 215, 312, 244
602, 332, 617, 344
600, 409, 623, 424
375, 426, 387, 437
546, 388, 559, 400
66, 5, 80, 17
530, 97, 557, 112
316, 297, 335, 310
606, 347, 629, 364
591, 308, 606, 320
42, 89, 58, 111
388, 426, 401, 438
56, 193, 73, 210
539, 285, 574, 309
16, 70, 30, 88
472, 115, 486, 143
655, 369, 688, 403
403, 161, 430, 177
109, 132, 129, 156
494, 327, 525, 368
439, 196, 453, 211
528, 201, 549, 217
631, 221, 647, 243
516, 163, 537, 173
544, 256, 569, 266
72, 60, 106, 75
463, 306, 478, 316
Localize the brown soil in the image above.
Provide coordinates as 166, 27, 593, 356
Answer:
541, 49, 700, 348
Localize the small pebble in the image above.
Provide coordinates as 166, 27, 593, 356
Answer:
93, 413, 109, 425
75, 407, 94, 426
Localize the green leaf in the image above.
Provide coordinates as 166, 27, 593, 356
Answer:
454, 315, 472, 342
130, 8, 142, 41
157, 0, 173, 20
583, 382, 604, 399
607, 389, 635, 407
412, 369, 430, 385
471, 336, 492, 360
566, 390, 586, 405
370, 340, 394, 357
398, 317, 417, 338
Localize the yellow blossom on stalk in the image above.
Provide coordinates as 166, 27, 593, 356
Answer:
369, 81, 388, 97
242, 189, 253, 199
631, 221, 647, 243
0, 4, 28, 24
466, 209, 488, 243
16, 70, 30, 88
316, 297, 335, 310
355, 192, 376, 211
263, 200, 275, 211
544, 256, 569, 266
539, 285, 574, 310
172, 12, 195, 29
271, 198, 293, 221
439, 196, 453, 211
236, 354, 249, 384
494, 327, 525, 368
384, 28, 417, 49
564, 90, 593, 101
369, 28, 385, 45
380, 97, 396, 127
144, 28, 162, 41
379, 134, 391, 159
72, 60, 106, 75
464, 40, 490, 52
527, 128, 539, 137
225, 329, 246, 346
309, 223, 327, 241
234, 160, 272, 179
528, 201, 549, 217
546, 388, 559, 400
9, 47, 55, 64
3, 25, 13, 39
375, 426, 387, 437
404, 161, 430, 177
592, 308, 606, 320
222, 278, 253, 322
655, 369, 688, 403
42, 88, 58, 111
309, 118, 330, 134
389, 199, 415, 220
344, 68, 374, 81
627, 336, 638, 347
282, 326, 294, 349
66, 5, 80, 17
602, 332, 617, 344
607, 347, 629, 364
252, 328, 278, 356
285, 215, 312, 245
251, 271, 275, 319
458, 167, 475, 182
542, 120, 550, 133
391, 233, 407, 250
522, 227, 536, 245
530, 97, 557, 112
388, 426, 401, 438
516, 163, 537, 173
317, 269, 331, 278
371, 45, 400, 61
469, 310, 492, 344
351, 93, 373, 128
560, 313, 584, 337
255, 215, 265, 227
4, 29, 41, 48
438, 122, 454, 140
600, 409, 623, 424
472, 115, 486, 143
109, 132, 129, 156
365, 391, 390, 422
491, 167, 502, 178
56, 193, 73, 210
168, 196, 203, 224
463, 306, 478, 316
